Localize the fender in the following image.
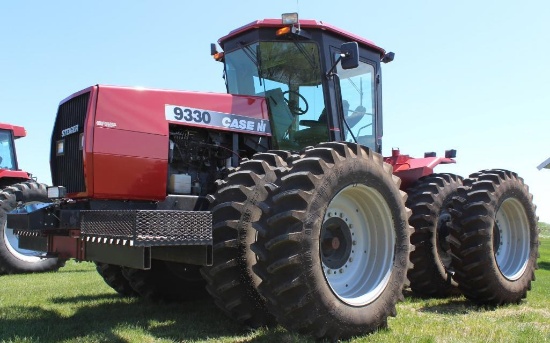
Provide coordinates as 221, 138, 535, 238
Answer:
0, 169, 30, 181
384, 148, 456, 190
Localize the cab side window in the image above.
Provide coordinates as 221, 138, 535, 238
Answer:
337, 60, 376, 149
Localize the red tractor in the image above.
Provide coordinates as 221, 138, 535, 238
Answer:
8, 14, 539, 340
0, 122, 64, 274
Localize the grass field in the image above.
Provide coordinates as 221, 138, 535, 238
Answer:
1, 229, 549, 342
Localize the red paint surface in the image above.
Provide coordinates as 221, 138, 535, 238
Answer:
92, 153, 167, 200
49, 233, 83, 260
384, 149, 456, 190
0, 169, 29, 180
93, 85, 269, 135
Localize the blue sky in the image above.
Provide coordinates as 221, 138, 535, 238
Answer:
1, 1, 549, 222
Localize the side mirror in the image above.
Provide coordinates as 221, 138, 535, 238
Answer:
340, 42, 359, 70
382, 52, 395, 64
326, 42, 359, 78
210, 43, 218, 56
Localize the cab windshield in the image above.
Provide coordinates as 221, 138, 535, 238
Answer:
224, 41, 328, 150
0, 129, 16, 170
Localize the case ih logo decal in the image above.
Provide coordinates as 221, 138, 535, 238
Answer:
165, 105, 271, 135
61, 124, 79, 137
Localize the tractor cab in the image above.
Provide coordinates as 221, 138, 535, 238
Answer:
0, 123, 24, 171
215, 13, 393, 153
0, 123, 31, 187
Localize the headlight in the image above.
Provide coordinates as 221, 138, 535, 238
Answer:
282, 12, 298, 25
47, 186, 67, 199
56, 140, 64, 155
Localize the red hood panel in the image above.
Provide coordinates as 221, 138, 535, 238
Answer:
94, 85, 270, 136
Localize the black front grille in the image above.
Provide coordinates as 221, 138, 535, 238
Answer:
50, 92, 90, 194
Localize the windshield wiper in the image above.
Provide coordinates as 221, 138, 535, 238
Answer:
293, 41, 317, 70
239, 42, 263, 86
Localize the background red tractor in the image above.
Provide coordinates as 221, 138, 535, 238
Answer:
7, 14, 539, 340
0, 122, 64, 274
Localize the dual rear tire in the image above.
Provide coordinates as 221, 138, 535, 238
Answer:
406, 173, 463, 297
407, 170, 538, 303
449, 169, 539, 304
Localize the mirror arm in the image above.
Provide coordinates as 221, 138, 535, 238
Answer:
326, 54, 345, 79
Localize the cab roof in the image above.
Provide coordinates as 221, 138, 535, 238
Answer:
0, 122, 26, 138
218, 18, 386, 56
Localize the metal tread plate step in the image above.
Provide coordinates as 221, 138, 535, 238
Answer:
80, 210, 212, 247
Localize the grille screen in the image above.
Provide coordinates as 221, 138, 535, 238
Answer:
50, 92, 90, 193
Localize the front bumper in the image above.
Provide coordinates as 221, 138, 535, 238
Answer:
79, 209, 212, 246
7, 204, 213, 269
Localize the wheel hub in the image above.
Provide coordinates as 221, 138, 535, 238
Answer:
321, 217, 352, 270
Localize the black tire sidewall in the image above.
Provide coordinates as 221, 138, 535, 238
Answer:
407, 173, 462, 295
431, 177, 459, 279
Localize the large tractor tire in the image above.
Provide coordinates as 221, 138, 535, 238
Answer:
253, 142, 412, 340
406, 173, 463, 297
122, 260, 207, 302
449, 169, 539, 304
200, 151, 292, 328
95, 262, 138, 297
0, 181, 65, 274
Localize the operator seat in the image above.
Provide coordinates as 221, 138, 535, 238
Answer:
265, 88, 296, 148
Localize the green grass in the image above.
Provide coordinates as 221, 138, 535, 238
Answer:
1, 232, 550, 342
541, 222, 550, 238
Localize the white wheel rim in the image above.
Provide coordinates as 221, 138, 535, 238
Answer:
4, 202, 50, 262
494, 198, 530, 280
321, 184, 395, 306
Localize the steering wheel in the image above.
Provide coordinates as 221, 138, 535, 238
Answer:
282, 90, 309, 115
